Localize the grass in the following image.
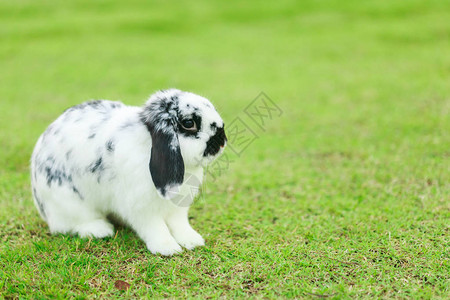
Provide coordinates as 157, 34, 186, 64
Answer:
0, 0, 449, 298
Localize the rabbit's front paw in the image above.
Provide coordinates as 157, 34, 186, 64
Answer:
75, 219, 114, 238
146, 239, 183, 256
172, 228, 205, 250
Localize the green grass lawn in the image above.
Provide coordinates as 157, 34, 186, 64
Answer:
1, 0, 449, 298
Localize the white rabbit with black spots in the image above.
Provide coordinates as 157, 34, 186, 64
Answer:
31, 89, 227, 256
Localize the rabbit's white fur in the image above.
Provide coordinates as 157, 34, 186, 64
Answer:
31, 89, 226, 255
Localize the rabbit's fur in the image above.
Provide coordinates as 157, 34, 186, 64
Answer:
31, 89, 226, 255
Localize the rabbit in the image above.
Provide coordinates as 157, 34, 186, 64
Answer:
30, 89, 227, 256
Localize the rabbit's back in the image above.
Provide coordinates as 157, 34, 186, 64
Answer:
31, 100, 142, 219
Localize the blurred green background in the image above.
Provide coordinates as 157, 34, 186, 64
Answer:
1, 0, 449, 298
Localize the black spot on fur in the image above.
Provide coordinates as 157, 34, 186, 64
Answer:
68, 100, 122, 114
42, 164, 71, 187
88, 133, 96, 139
88, 157, 105, 183
89, 157, 103, 173
106, 140, 115, 152
45, 167, 60, 186
67, 100, 98, 111
85, 100, 103, 108
35, 158, 82, 201
203, 126, 227, 157
72, 186, 84, 200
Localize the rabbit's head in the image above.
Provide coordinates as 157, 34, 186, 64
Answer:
141, 89, 226, 199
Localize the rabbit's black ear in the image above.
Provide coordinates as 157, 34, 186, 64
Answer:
149, 130, 184, 199
140, 90, 184, 199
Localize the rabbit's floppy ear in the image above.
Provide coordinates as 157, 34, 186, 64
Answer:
141, 90, 184, 199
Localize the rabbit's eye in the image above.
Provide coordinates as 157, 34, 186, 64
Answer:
181, 119, 197, 131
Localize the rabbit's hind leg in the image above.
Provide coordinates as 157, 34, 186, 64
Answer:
38, 184, 114, 238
